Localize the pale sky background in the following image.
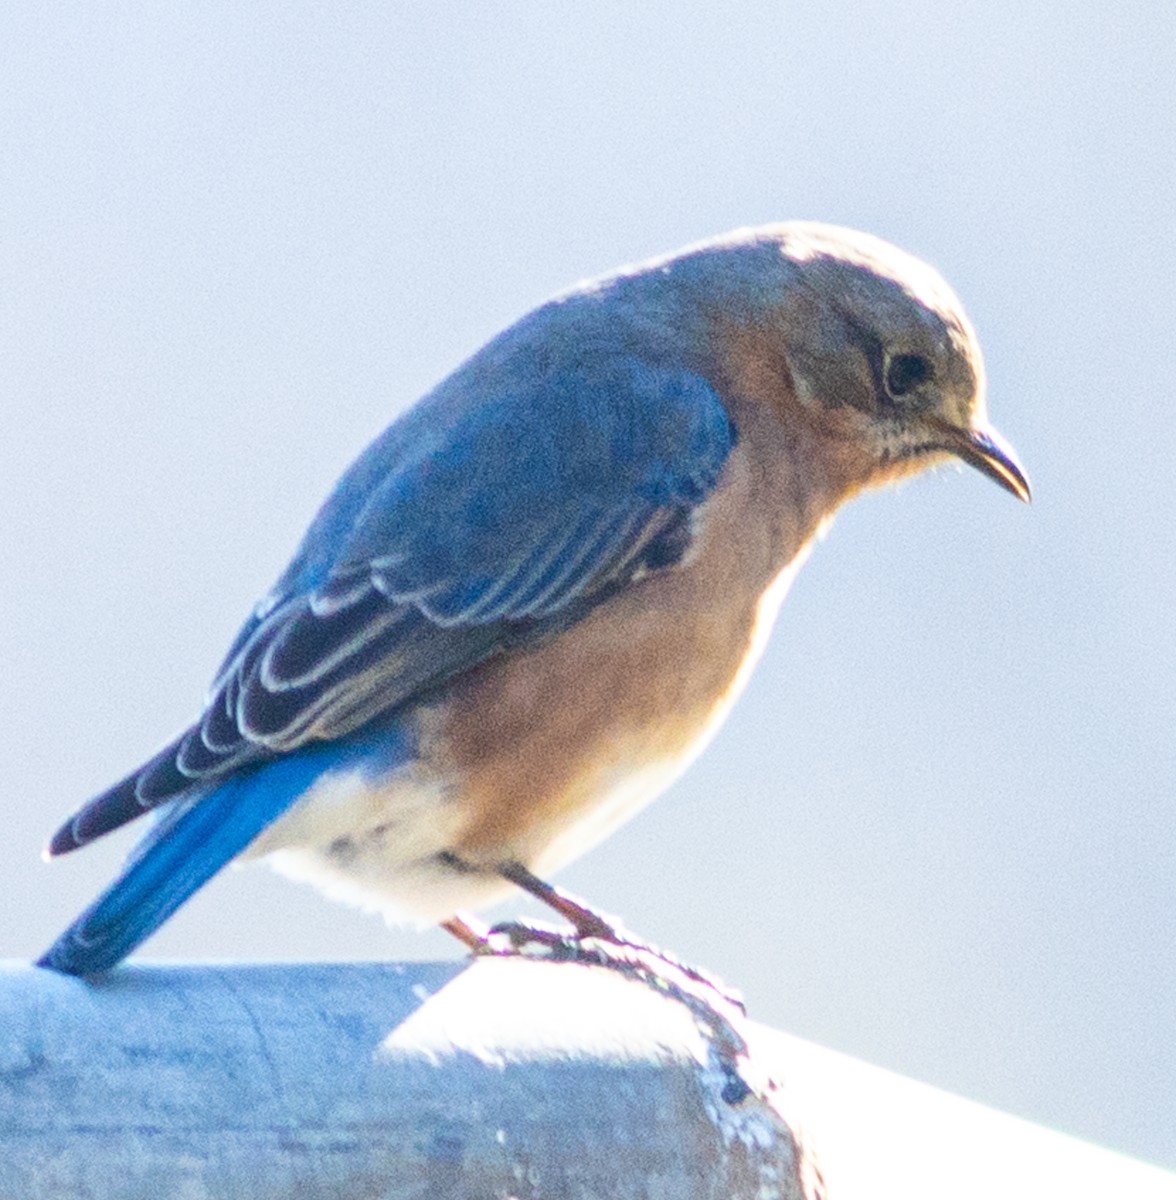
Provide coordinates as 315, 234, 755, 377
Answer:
1, 1, 1173, 1172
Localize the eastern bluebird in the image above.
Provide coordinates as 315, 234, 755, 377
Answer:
39, 223, 1029, 976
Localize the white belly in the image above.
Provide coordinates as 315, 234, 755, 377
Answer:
238, 750, 689, 926
241, 763, 474, 924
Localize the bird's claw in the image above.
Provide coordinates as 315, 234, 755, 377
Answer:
461, 914, 745, 1016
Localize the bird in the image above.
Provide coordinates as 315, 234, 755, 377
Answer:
38, 222, 1029, 976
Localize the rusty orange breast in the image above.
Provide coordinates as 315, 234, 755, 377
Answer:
426, 421, 832, 871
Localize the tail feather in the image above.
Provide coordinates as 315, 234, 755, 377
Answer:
39, 719, 414, 976
37, 766, 301, 976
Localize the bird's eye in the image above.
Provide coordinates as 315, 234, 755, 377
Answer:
884, 353, 931, 399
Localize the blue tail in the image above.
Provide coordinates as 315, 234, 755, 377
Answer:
36, 730, 411, 977
37, 775, 291, 976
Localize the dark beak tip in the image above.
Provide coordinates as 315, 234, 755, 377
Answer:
987, 455, 1032, 504
955, 424, 1031, 505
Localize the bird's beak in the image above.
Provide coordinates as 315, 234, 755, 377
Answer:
925, 416, 1032, 503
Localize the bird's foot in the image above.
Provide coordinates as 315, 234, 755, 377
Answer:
439, 859, 744, 1014
498, 918, 746, 1016
494, 859, 746, 1013
442, 903, 744, 1016
480, 915, 751, 1081
441, 902, 753, 1101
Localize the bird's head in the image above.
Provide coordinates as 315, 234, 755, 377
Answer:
710, 222, 1031, 504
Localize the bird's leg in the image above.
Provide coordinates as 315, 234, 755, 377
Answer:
435, 856, 577, 956
441, 904, 611, 956
440, 911, 493, 952
434, 852, 623, 948
489, 860, 745, 1012
435, 856, 743, 1013
496, 860, 621, 941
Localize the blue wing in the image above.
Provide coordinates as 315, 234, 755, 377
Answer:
51, 353, 734, 852
40, 352, 733, 972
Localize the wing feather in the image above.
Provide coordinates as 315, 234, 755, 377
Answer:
47, 356, 735, 852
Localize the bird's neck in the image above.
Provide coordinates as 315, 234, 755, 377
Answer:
715, 337, 866, 560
